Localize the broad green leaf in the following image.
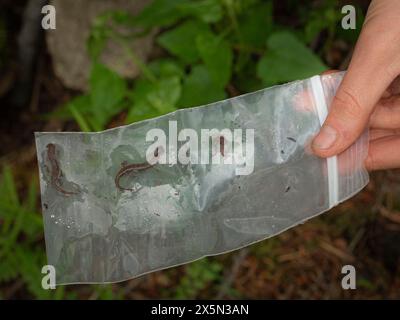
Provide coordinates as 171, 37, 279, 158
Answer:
90, 63, 127, 128
126, 80, 160, 123
126, 76, 181, 123
147, 77, 181, 113
256, 31, 326, 85
90, 63, 126, 109
196, 33, 232, 88
135, 0, 222, 27
179, 65, 227, 108
148, 58, 185, 78
239, 1, 273, 47
177, 0, 223, 23
126, 101, 161, 124
134, 0, 187, 28
157, 20, 211, 64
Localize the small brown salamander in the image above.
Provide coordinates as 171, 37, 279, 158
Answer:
219, 136, 225, 157
115, 147, 162, 192
46, 143, 78, 196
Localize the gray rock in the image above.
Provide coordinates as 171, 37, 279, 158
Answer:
47, 0, 155, 91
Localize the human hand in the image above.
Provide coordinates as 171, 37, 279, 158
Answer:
312, 0, 400, 171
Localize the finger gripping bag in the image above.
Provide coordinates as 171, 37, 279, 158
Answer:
35, 72, 369, 284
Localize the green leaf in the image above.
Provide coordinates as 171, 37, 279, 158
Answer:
148, 59, 185, 78
90, 63, 126, 109
126, 101, 161, 124
134, 0, 187, 28
89, 63, 127, 128
126, 76, 181, 123
178, 0, 223, 23
179, 65, 227, 108
127, 80, 156, 123
239, 1, 273, 47
256, 31, 326, 85
157, 20, 211, 64
147, 77, 181, 113
196, 33, 233, 88
135, 0, 222, 27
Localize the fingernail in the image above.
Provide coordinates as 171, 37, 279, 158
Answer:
313, 125, 337, 150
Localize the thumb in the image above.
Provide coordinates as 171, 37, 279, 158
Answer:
312, 23, 399, 157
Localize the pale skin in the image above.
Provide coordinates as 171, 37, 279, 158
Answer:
312, 0, 400, 171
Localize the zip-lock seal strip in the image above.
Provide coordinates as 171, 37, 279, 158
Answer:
310, 75, 339, 208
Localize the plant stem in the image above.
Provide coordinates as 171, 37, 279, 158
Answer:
69, 104, 92, 132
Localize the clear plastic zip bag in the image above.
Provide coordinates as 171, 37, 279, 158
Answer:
35, 72, 369, 284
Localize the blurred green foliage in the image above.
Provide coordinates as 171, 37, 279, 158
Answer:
52, 0, 363, 132
0, 166, 122, 299
0, 166, 64, 299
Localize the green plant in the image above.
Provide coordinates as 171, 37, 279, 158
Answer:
0, 166, 127, 299
0, 166, 67, 299
52, 0, 341, 131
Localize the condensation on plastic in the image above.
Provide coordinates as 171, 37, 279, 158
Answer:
35, 72, 369, 284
